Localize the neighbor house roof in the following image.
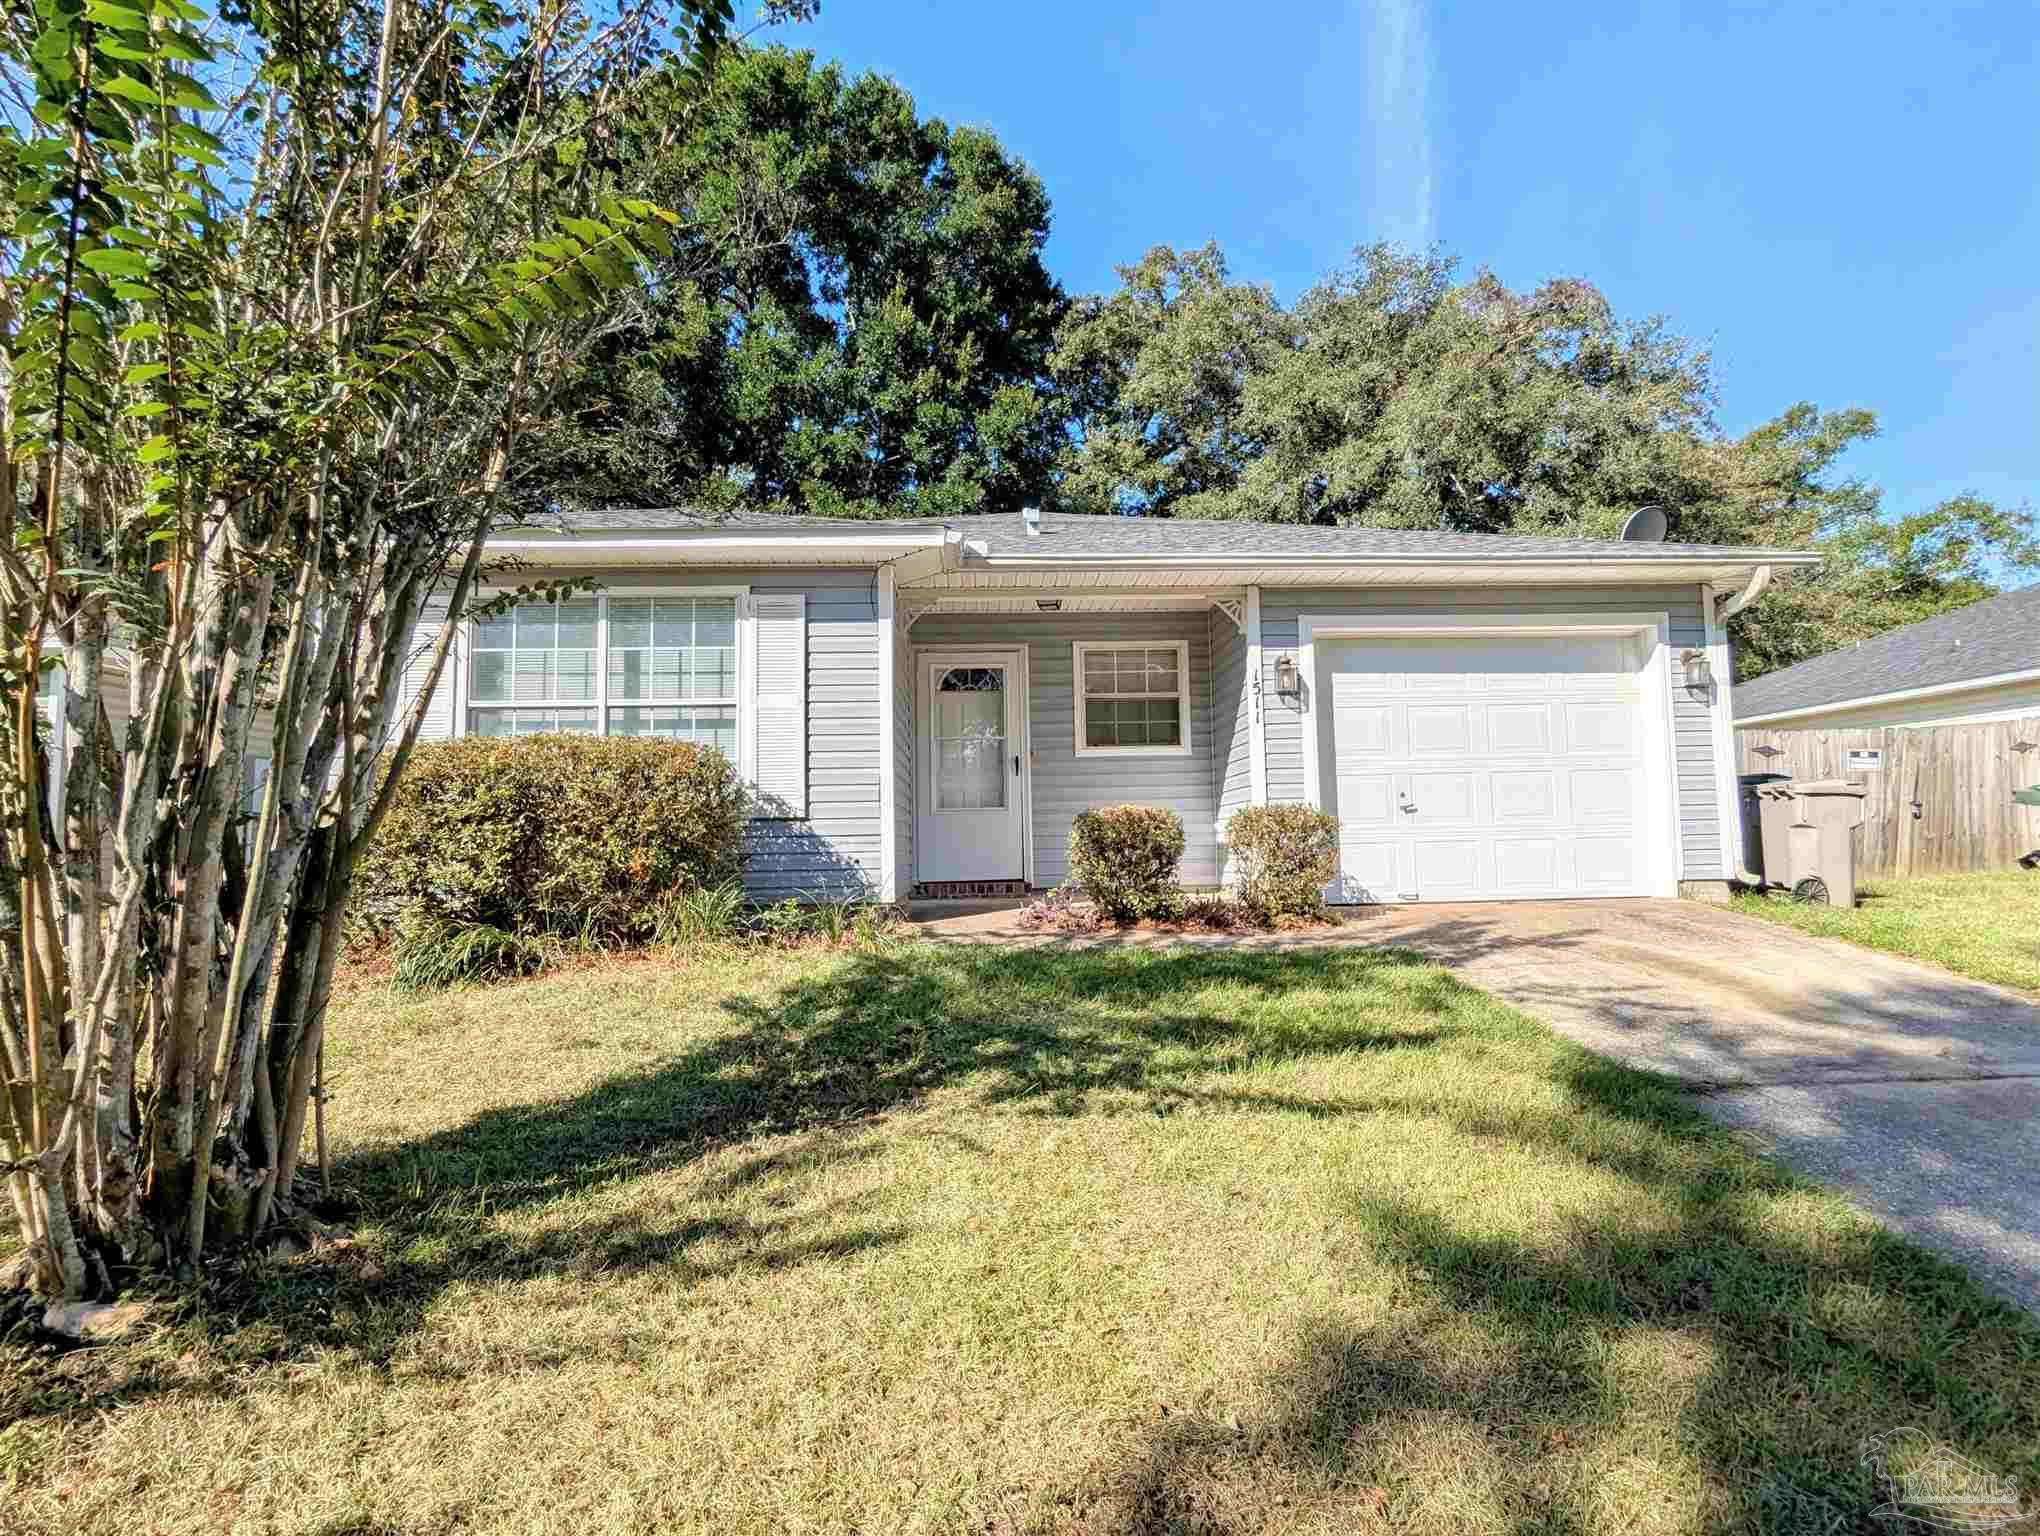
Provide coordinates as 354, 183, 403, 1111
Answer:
1735, 584, 2040, 724
510, 507, 1812, 566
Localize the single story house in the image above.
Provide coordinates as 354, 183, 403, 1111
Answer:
1735, 583, 2040, 732
396, 508, 1815, 905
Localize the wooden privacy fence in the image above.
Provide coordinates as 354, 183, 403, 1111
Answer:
1737, 714, 2040, 876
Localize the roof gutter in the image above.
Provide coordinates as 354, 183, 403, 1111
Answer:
1737, 664, 2040, 726
966, 550, 1822, 570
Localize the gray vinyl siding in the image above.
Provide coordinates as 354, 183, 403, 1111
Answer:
1259, 586, 1726, 882
1208, 606, 1252, 883
891, 595, 915, 899
908, 610, 1220, 888
483, 565, 884, 902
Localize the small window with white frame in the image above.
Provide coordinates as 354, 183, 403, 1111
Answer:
1074, 641, 1191, 755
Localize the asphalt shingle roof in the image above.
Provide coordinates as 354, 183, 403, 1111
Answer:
1735, 583, 2040, 720
534, 507, 1802, 563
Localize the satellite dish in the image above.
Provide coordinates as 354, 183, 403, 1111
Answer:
1619, 505, 1668, 543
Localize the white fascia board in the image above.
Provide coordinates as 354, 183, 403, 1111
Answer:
1736, 665, 2040, 727
966, 551, 1819, 570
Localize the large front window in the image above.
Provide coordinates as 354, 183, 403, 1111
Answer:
466, 594, 738, 756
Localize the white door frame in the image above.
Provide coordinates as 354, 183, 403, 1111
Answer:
915, 646, 1033, 887
1296, 611, 1681, 899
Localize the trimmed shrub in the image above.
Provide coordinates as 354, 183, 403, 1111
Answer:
355, 734, 748, 944
1068, 805, 1186, 921
1225, 804, 1340, 919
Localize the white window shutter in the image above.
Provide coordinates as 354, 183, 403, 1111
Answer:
403, 596, 457, 742
748, 593, 807, 817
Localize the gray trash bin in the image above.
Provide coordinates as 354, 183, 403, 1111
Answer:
1751, 780, 1804, 890
1738, 773, 1791, 881
1779, 779, 1869, 908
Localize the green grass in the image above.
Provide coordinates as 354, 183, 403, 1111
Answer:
1731, 868, 2040, 993
5, 941, 2037, 1534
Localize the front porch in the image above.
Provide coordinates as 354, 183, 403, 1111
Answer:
884, 582, 1253, 901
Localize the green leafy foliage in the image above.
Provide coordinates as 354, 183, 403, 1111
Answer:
1224, 805, 1341, 920
650, 879, 751, 947
1067, 805, 1187, 922
516, 45, 1070, 520
392, 917, 551, 992
1051, 245, 2037, 676
356, 735, 750, 945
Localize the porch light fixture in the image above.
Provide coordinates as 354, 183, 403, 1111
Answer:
1035, 598, 1062, 612
1679, 648, 1712, 691
1274, 653, 1300, 695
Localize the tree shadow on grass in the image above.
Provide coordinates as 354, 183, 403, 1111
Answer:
22, 937, 2038, 1533
96, 945, 1455, 1384
1037, 1045, 2040, 1535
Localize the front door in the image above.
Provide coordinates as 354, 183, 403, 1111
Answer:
917, 651, 1026, 885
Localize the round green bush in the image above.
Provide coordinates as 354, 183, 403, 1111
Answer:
1224, 804, 1340, 918
1068, 805, 1187, 921
355, 734, 749, 943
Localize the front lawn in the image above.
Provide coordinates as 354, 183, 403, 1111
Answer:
1731, 868, 2040, 993
6, 941, 2036, 1534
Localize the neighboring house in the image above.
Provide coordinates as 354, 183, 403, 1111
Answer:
393, 508, 1812, 905
1735, 585, 2040, 732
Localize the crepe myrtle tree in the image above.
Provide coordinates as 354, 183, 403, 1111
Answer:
0, 0, 754, 1299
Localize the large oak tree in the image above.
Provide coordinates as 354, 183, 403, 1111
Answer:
519, 45, 1070, 520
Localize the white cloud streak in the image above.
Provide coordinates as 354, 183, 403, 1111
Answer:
1362, 0, 1436, 246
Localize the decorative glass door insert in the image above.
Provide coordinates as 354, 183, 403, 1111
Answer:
934, 666, 1008, 811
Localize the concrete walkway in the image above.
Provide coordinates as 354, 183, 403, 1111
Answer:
910, 898, 2040, 1313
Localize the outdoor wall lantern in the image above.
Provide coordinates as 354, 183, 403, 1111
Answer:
1274, 654, 1300, 696
1679, 648, 1713, 691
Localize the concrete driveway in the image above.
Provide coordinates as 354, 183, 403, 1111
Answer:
1346, 900, 2040, 1315
913, 897, 2040, 1312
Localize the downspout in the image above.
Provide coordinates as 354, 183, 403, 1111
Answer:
1712, 566, 1773, 884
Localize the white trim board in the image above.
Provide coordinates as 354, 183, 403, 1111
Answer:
1294, 610, 1681, 900
1246, 586, 1267, 807
877, 565, 899, 903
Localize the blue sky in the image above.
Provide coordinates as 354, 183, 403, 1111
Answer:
786, 0, 2037, 526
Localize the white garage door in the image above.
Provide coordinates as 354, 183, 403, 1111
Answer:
1318, 632, 1656, 902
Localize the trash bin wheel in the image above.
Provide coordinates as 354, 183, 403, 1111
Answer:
1791, 876, 1831, 905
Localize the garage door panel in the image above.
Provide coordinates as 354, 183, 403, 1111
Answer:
1331, 703, 1392, 762
1407, 705, 1474, 755
1409, 770, 1476, 825
1564, 700, 1636, 754
1570, 767, 1635, 824
1320, 633, 1653, 903
1492, 837, 1560, 892
1491, 769, 1556, 823
1574, 836, 1640, 891
1335, 842, 1400, 903
1413, 839, 1482, 895
1482, 670, 1557, 693
1485, 702, 1552, 754
1335, 773, 1396, 828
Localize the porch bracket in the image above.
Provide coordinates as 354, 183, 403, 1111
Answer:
1211, 597, 1247, 635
